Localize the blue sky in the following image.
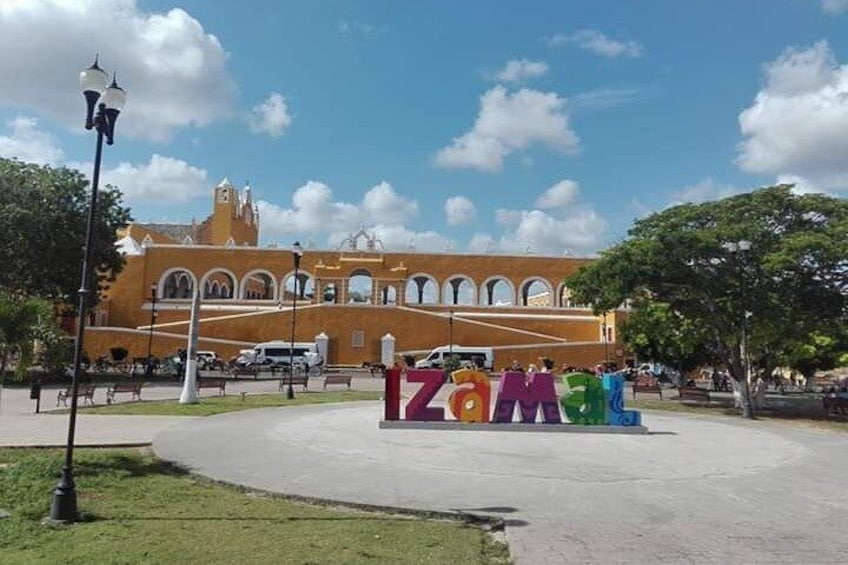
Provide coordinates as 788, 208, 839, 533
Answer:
2, 0, 848, 255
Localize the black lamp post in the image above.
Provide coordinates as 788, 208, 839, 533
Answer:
50, 56, 126, 523
724, 240, 755, 419
145, 283, 158, 377
602, 312, 610, 364
286, 241, 303, 400
448, 310, 454, 359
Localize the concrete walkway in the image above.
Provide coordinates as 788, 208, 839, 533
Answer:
154, 402, 848, 564
4, 379, 847, 563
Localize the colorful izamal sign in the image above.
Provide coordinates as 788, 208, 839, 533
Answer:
383, 368, 642, 428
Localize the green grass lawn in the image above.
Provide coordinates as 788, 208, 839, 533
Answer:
629, 398, 848, 433
73, 391, 383, 416
0, 448, 510, 564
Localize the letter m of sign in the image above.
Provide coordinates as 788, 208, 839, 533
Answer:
492, 372, 562, 424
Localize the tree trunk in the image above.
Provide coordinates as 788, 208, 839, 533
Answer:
0, 349, 8, 415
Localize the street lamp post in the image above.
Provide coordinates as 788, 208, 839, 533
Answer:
724, 240, 755, 420
286, 242, 303, 400
448, 310, 454, 359
602, 312, 610, 364
145, 284, 158, 377
50, 56, 126, 523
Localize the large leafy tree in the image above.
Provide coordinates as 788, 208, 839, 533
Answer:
0, 157, 132, 304
566, 186, 848, 417
0, 290, 60, 409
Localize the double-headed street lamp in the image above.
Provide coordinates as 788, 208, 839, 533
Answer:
50, 56, 126, 523
286, 242, 304, 400
145, 283, 158, 377
724, 239, 755, 419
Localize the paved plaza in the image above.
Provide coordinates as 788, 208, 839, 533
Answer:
2, 379, 846, 563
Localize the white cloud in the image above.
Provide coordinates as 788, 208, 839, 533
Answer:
570, 86, 656, 112
493, 59, 549, 83
0, 116, 65, 164
494, 180, 606, 255
669, 178, 738, 205
96, 154, 209, 203
362, 181, 419, 223
822, 0, 848, 14
248, 93, 292, 138
544, 29, 643, 58
535, 179, 578, 209
736, 41, 848, 192
0, 0, 236, 141
256, 180, 421, 244
775, 174, 826, 194
434, 86, 579, 172
445, 196, 477, 226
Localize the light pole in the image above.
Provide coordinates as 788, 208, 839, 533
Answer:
286, 241, 303, 400
145, 283, 158, 377
448, 309, 454, 359
724, 240, 755, 419
50, 56, 126, 523
602, 312, 610, 364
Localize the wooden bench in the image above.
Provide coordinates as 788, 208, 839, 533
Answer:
677, 387, 710, 403
823, 396, 847, 415
196, 377, 227, 396
106, 381, 143, 404
632, 377, 662, 400
278, 374, 309, 391
323, 374, 352, 390
57, 385, 96, 406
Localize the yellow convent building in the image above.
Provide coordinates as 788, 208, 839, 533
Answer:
86, 179, 622, 369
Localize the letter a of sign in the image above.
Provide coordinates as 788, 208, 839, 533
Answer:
448, 368, 491, 423
405, 369, 445, 421
492, 372, 562, 424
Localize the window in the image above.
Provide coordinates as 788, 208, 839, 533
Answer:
352, 330, 365, 348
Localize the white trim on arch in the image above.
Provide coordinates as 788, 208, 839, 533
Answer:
441, 273, 477, 305
478, 275, 516, 306
518, 276, 554, 307
158, 267, 198, 299
199, 267, 239, 299
281, 269, 316, 301
405, 272, 440, 305
240, 269, 278, 301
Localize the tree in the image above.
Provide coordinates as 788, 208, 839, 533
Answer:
0, 158, 132, 304
619, 300, 714, 377
566, 186, 848, 418
0, 290, 59, 410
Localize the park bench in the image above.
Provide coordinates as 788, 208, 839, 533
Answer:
196, 377, 227, 396
677, 386, 710, 403
57, 385, 96, 407
632, 376, 663, 400
278, 374, 309, 391
823, 396, 847, 415
106, 381, 144, 404
323, 374, 352, 390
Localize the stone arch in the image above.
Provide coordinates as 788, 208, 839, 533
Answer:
519, 277, 553, 307
282, 270, 315, 301
479, 276, 515, 306
240, 270, 276, 300
200, 268, 238, 299
442, 274, 477, 305
348, 268, 373, 304
404, 273, 439, 305
381, 285, 398, 305
159, 268, 196, 299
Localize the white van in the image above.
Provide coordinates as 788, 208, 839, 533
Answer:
414, 346, 494, 371
253, 341, 320, 368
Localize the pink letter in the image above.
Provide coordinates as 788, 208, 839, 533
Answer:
405, 369, 445, 421
492, 372, 562, 424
